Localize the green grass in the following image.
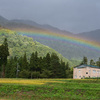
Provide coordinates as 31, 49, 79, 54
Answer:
0, 79, 100, 100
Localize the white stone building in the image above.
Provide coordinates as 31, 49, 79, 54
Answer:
73, 65, 100, 79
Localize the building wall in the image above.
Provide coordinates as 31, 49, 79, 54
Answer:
73, 66, 100, 79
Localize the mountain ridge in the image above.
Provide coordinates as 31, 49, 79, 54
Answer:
0, 15, 100, 60
11, 19, 73, 35
77, 29, 100, 42
0, 15, 73, 35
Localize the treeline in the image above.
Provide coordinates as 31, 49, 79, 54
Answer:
0, 38, 72, 78
81, 56, 100, 67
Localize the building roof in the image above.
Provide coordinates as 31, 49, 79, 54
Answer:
74, 64, 100, 69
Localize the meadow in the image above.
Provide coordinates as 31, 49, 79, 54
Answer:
0, 78, 100, 100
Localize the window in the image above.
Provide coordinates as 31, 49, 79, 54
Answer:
97, 71, 99, 73
83, 76, 85, 78
86, 72, 88, 74
87, 67, 89, 69
79, 70, 81, 72
93, 70, 96, 73
79, 76, 81, 78
75, 75, 77, 78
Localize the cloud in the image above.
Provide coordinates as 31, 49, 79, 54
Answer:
0, 0, 100, 33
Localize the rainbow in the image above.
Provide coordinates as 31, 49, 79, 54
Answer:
14, 28, 100, 52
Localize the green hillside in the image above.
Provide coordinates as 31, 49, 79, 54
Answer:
0, 28, 76, 67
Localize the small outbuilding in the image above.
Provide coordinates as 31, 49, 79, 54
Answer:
73, 64, 100, 79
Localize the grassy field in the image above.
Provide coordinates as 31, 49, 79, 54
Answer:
0, 78, 100, 100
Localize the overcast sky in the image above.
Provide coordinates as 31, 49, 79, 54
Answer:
0, 0, 100, 33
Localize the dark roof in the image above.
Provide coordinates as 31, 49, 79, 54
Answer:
74, 64, 100, 69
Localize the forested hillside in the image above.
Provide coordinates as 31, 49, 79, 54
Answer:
0, 28, 76, 67
31, 37, 100, 60
0, 36, 73, 78
0, 28, 74, 78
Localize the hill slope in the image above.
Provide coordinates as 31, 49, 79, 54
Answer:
0, 28, 75, 66
30, 37, 100, 60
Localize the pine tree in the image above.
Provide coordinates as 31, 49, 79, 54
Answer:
96, 57, 100, 67
81, 56, 88, 65
0, 38, 9, 77
34, 51, 38, 71
0, 38, 9, 65
66, 62, 70, 70
60, 60, 66, 78
5, 57, 17, 78
30, 52, 35, 71
22, 52, 28, 70
30, 52, 41, 78
90, 59, 95, 65
50, 53, 61, 78
18, 53, 29, 78
45, 53, 51, 70
65, 62, 71, 78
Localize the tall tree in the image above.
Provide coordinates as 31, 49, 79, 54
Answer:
45, 53, 51, 70
29, 52, 41, 78
34, 51, 40, 71
30, 52, 35, 78
81, 56, 88, 65
60, 60, 66, 78
22, 52, 28, 70
0, 38, 9, 77
0, 38, 9, 65
5, 57, 17, 78
90, 59, 95, 65
30, 52, 35, 70
50, 53, 61, 78
19, 53, 29, 78
96, 57, 100, 67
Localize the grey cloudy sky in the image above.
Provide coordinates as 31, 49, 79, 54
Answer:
0, 0, 100, 33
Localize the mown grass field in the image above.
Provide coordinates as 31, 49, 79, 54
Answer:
0, 78, 100, 100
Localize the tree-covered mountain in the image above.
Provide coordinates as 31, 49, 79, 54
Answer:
0, 37, 73, 78
0, 28, 77, 67
31, 37, 100, 60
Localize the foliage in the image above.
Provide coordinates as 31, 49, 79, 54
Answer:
0, 28, 74, 67
29, 35, 100, 60
80, 57, 100, 67
0, 29, 73, 78
81, 56, 88, 65
96, 57, 100, 67
0, 38, 9, 77
5, 52, 72, 78
90, 59, 95, 65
